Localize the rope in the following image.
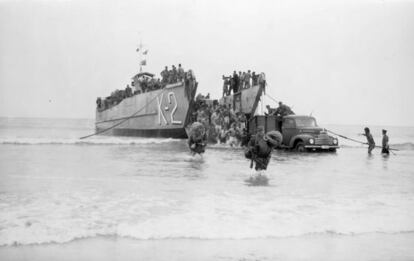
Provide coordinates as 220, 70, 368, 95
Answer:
265, 93, 279, 104
327, 129, 398, 153
327, 129, 366, 145
79, 89, 168, 139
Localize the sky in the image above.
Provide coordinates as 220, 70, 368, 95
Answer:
0, 0, 413, 126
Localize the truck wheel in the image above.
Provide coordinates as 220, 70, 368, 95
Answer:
295, 142, 306, 152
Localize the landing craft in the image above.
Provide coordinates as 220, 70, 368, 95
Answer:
95, 72, 198, 138
95, 59, 263, 138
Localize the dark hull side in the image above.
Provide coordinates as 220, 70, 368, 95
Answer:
96, 127, 187, 139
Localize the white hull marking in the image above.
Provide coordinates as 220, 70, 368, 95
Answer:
168, 92, 182, 125
157, 93, 168, 125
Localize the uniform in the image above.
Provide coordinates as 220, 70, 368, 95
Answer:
246, 134, 272, 171
382, 131, 389, 154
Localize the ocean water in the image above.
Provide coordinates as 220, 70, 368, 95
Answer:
0, 117, 413, 246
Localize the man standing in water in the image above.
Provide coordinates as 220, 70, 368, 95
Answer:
244, 127, 282, 186
363, 127, 376, 154
382, 129, 390, 155
246, 126, 272, 171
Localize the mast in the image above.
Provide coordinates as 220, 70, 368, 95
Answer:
136, 40, 148, 73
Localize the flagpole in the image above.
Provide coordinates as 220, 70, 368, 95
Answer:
136, 39, 148, 72
139, 40, 143, 73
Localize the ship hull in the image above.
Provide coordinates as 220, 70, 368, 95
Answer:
95, 82, 263, 139
96, 126, 187, 138
95, 81, 195, 138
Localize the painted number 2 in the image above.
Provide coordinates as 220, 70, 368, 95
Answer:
157, 92, 182, 125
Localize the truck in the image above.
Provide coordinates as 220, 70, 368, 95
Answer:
247, 115, 339, 152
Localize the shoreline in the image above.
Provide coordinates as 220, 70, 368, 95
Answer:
1, 233, 414, 261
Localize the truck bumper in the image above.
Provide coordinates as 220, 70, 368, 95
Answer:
305, 145, 339, 150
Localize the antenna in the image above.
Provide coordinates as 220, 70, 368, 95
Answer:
136, 40, 148, 73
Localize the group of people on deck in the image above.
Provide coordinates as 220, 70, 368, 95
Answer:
96, 87, 134, 112
160, 64, 194, 85
136, 64, 194, 93
96, 64, 195, 112
222, 71, 266, 96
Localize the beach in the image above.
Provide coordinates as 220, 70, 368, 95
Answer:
0, 118, 414, 260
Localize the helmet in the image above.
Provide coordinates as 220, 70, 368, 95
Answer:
190, 122, 205, 139
265, 131, 283, 147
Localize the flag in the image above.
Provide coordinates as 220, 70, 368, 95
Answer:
140, 60, 147, 66
143, 49, 148, 55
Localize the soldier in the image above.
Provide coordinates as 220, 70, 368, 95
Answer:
229, 73, 235, 95
275, 102, 294, 117
252, 72, 258, 86
232, 71, 239, 93
258, 72, 267, 93
177, 64, 184, 82
382, 129, 390, 155
161, 66, 169, 84
167, 67, 173, 84
363, 127, 376, 154
265, 105, 276, 116
188, 122, 208, 155
245, 70, 252, 88
211, 109, 222, 135
171, 65, 178, 83
222, 75, 230, 97
245, 126, 272, 171
125, 84, 132, 97
240, 71, 245, 89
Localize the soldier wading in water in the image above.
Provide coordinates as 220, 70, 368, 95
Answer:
187, 122, 208, 156
245, 126, 282, 184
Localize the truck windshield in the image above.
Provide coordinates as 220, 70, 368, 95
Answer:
295, 118, 317, 127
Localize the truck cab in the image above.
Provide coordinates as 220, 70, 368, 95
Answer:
247, 115, 339, 152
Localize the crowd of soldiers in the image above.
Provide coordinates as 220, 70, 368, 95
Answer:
137, 64, 195, 93
265, 101, 295, 117
96, 64, 194, 111
192, 95, 249, 147
189, 96, 295, 147
222, 71, 266, 96
96, 86, 134, 111
160, 64, 188, 84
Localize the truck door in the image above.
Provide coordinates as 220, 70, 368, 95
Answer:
281, 118, 296, 146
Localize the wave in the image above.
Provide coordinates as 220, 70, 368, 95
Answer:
391, 142, 414, 151
3, 230, 414, 247
1, 135, 413, 150
339, 142, 414, 151
0, 137, 182, 145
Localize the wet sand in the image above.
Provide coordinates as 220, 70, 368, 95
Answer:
1, 233, 414, 261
